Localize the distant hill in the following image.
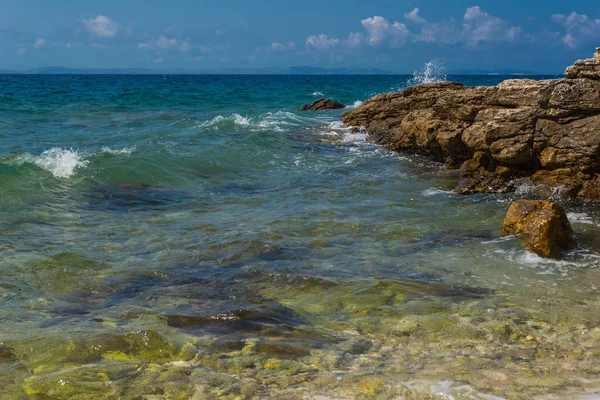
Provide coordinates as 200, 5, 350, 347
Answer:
0, 66, 393, 75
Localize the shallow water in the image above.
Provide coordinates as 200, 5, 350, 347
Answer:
0, 73, 599, 399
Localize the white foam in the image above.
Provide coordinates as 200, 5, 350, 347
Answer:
567, 212, 599, 226
492, 248, 600, 276
407, 60, 447, 86
347, 100, 363, 109
101, 146, 136, 155
201, 113, 251, 128
311, 91, 324, 96
30, 148, 88, 178
422, 188, 455, 197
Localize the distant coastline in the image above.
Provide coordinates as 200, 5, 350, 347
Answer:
0, 66, 554, 75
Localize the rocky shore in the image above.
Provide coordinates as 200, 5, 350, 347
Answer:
343, 49, 600, 202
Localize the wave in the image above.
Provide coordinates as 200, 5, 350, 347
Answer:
200, 113, 251, 129
311, 91, 324, 96
199, 111, 320, 132
407, 60, 447, 86
101, 146, 137, 155
7, 148, 89, 178
1, 146, 137, 179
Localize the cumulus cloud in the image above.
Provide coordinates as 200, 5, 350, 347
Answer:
34, 38, 45, 49
271, 41, 285, 50
156, 35, 177, 51
305, 34, 340, 49
139, 35, 187, 53
347, 6, 520, 48
405, 8, 426, 24
462, 6, 520, 45
361, 16, 410, 47
552, 12, 600, 49
83, 15, 119, 38
347, 32, 364, 48
271, 41, 296, 51
179, 40, 191, 52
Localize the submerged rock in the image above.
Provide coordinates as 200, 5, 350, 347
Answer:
501, 200, 576, 258
299, 98, 345, 111
343, 49, 600, 201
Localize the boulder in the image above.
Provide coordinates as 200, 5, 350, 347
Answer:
298, 98, 345, 111
501, 200, 575, 258
343, 48, 600, 201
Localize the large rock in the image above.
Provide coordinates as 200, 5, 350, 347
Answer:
299, 98, 345, 111
501, 200, 576, 258
343, 49, 600, 201
564, 48, 600, 80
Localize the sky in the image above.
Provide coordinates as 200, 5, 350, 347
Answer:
0, 0, 598, 73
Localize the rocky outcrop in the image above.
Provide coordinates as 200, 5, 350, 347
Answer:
343, 49, 600, 201
501, 200, 575, 258
565, 47, 600, 80
299, 98, 345, 111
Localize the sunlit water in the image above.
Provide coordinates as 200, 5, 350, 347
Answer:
0, 73, 599, 399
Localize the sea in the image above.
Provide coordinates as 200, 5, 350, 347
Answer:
0, 67, 599, 399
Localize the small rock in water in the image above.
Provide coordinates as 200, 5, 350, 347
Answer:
502, 200, 576, 258
298, 98, 345, 111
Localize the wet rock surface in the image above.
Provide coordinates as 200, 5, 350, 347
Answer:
502, 200, 576, 257
299, 98, 345, 111
343, 50, 600, 201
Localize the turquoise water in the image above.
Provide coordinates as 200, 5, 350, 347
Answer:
0, 74, 599, 399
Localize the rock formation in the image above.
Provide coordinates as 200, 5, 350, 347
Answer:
501, 200, 575, 258
343, 49, 600, 201
299, 98, 345, 111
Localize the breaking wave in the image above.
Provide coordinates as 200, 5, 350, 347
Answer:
6, 148, 89, 178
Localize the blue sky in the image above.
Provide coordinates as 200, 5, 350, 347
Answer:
1, 0, 598, 73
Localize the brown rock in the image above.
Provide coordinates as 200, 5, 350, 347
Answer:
342, 48, 600, 201
501, 200, 575, 258
298, 98, 345, 111
564, 56, 600, 80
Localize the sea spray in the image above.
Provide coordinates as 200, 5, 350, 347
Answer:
407, 59, 448, 86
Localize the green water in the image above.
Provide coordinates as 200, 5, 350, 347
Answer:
0, 74, 598, 399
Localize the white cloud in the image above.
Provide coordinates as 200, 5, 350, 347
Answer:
347, 32, 364, 48
462, 6, 520, 45
306, 34, 340, 49
90, 43, 115, 49
179, 40, 191, 52
405, 8, 426, 24
552, 12, 600, 49
288, 41, 296, 49
138, 41, 152, 49
156, 35, 177, 51
271, 41, 285, 50
361, 16, 410, 47
83, 15, 119, 38
34, 38, 45, 49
